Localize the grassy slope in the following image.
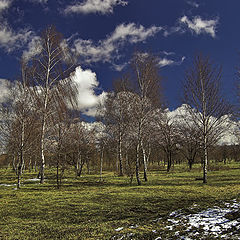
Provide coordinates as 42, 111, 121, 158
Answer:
0, 163, 239, 239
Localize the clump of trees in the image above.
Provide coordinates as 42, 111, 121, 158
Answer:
0, 27, 237, 188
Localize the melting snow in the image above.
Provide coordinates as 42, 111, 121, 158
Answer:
25, 178, 40, 182
164, 200, 240, 239
115, 227, 124, 232
0, 183, 16, 187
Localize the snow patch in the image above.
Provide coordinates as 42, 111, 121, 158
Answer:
0, 183, 16, 187
115, 227, 124, 232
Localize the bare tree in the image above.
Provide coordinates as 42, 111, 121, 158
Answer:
104, 89, 133, 176
183, 54, 231, 183
27, 26, 78, 184
154, 111, 179, 172
130, 51, 163, 184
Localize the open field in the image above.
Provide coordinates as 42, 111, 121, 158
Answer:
0, 163, 240, 239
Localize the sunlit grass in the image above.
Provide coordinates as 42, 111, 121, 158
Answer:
0, 162, 239, 239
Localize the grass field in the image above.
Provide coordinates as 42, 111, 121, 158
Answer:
0, 162, 239, 239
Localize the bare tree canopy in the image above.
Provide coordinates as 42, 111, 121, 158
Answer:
183, 54, 232, 183
26, 26, 78, 184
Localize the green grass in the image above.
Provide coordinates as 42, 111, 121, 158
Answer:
0, 162, 239, 239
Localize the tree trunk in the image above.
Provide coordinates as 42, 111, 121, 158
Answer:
12, 155, 16, 172
57, 158, 59, 188
76, 153, 84, 177
40, 115, 46, 184
188, 159, 193, 170
136, 143, 141, 185
100, 146, 104, 182
17, 121, 25, 189
167, 151, 172, 172
118, 133, 124, 176
203, 139, 208, 184
141, 142, 148, 181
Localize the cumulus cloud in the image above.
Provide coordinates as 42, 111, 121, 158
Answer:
72, 23, 162, 67
179, 15, 218, 38
0, 78, 10, 103
71, 66, 106, 116
166, 104, 238, 145
64, 0, 128, 15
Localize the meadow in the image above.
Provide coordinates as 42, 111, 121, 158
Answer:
0, 162, 239, 239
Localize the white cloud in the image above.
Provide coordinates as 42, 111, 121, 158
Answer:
72, 23, 162, 65
180, 15, 218, 38
163, 26, 183, 37
27, 0, 48, 4
0, 0, 11, 13
64, 0, 128, 15
71, 66, 106, 116
158, 58, 174, 67
158, 56, 185, 68
162, 51, 175, 56
166, 104, 238, 145
186, 1, 199, 8
0, 78, 10, 103
111, 62, 128, 71
164, 15, 218, 38
0, 22, 33, 52
22, 36, 42, 61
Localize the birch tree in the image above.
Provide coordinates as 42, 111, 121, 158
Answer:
130, 51, 162, 184
183, 54, 231, 183
28, 26, 77, 184
154, 112, 179, 172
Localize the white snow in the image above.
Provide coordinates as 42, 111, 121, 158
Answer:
163, 201, 240, 239
115, 227, 124, 232
0, 183, 16, 186
129, 224, 138, 229
25, 178, 40, 182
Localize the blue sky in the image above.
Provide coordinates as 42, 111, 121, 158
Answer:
0, 0, 239, 116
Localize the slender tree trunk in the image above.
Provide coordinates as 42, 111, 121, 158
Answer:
141, 142, 148, 182
34, 160, 37, 172
203, 136, 208, 183
118, 133, 124, 176
17, 121, 25, 189
188, 159, 193, 170
40, 114, 46, 184
12, 155, 16, 172
136, 143, 141, 185
57, 157, 59, 189
28, 155, 32, 172
17, 153, 24, 189
87, 158, 90, 174
167, 151, 172, 172
100, 146, 104, 182
76, 153, 84, 177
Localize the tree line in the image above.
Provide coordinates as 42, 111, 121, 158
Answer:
0, 27, 237, 188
